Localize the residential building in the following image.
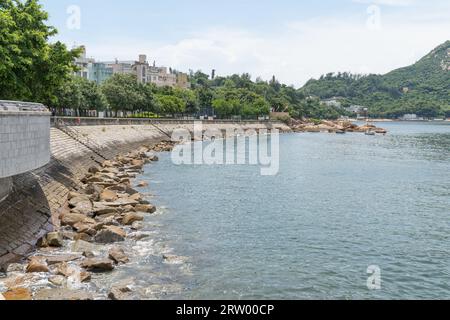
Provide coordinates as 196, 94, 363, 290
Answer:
74, 46, 95, 79
88, 62, 113, 84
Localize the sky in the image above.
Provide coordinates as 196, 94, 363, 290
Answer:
40, 0, 450, 87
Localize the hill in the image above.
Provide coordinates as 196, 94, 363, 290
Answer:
300, 41, 450, 118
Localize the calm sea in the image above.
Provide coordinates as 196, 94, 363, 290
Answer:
120, 122, 450, 300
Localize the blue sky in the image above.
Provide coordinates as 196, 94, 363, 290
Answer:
40, 0, 450, 86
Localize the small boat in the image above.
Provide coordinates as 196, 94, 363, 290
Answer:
336, 130, 346, 134
365, 130, 375, 136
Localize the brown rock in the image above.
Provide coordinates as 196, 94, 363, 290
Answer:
60, 213, 95, 227
69, 195, 91, 207
46, 232, 64, 247
3, 288, 32, 300
135, 204, 157, 214
80, 271, 92, 283
122, 212, 144, 226
74, 233, 93, 242
26, 257, 49, 273
81, 258, 114, 272
94, 226, 126, 243
88, 166, 100, 174
136, 181, 149, 187
100, 189, 118, 202
73, 222, 97, 236
109, 246, 130, 264
108, 285, 133, 300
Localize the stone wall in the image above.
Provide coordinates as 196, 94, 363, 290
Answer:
0, 111, 51, 179
0, 121, 290, 268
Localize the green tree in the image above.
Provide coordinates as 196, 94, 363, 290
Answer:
0, 0, 80, 104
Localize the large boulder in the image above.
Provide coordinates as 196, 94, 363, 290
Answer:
81, 258, 114, 272
26, 257, 49, 273
135, 204, 157, 214
122, 212, 144, 226
60, 213, 95, 227
94, 226, 126, 243
109, 246, 129, 264
46, 232, 64, 247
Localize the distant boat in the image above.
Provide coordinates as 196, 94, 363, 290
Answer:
336, 130, 346, 134
365, 130, 375, 136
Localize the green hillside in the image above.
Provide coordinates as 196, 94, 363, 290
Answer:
301, 41, 450, 118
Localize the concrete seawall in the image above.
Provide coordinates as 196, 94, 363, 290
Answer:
0, 120, 290, 268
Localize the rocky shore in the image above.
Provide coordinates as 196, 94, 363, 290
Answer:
0, 141, 177, 301
290, 119, 388, 134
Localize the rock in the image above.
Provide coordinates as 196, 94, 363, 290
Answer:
74, 233, 93, 242
122, 212, 144, 226
95, 199, 138, 208
136, 181, 149, 187
71, 200, 94, 215
100, 189, 118, 202
0, 293, 4, 301
162, 254, 187, 265
2, 288, 32, 300
81, 258, 114, 272
73, 223, 97, 236
71, 240, 97, 253
37, 235, 48, 248
83, 251, 95, 258
94, 226, 126, 244
88, 166, 100, 174
84, 184, 104, 196
61, 231, 77, 240
80, 271, 92, 283
135, 204, 157, 214
49, 275, 65, 286
109, 247, 129, 264
6, 263, 25, 273
108, 285, 133, 300
46, 232, 64, 247
68, 191, 83, 200
34, 288, 93, 301
36, 254, 82, 266
129, 232, 151, 241
131, 221, 144, 231
26, 257, 49, 273
69, 195, 91, 207
128, 193, 142, 202
60, 213, 95, 227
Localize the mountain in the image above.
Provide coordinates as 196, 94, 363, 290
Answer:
300, 41, 450, 118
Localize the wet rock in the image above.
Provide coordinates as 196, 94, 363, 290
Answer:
131, 221, 144, 231
122, 212, 144, 226
71, 240, 97, 253
46, 232, 64, 247
109, 247, 129, 264
80, 271, 92, 283
94, 226, 126, 243
83, 251, 95, 258
81, 258, 114, 272
26, 257, 49, 273
100, 189, 118, 202
49, 275, 65, 286
36, 254, 82, 266
135, 204, 157, 214
162, 254, 188, 265
2, 288, 32, 300
108, 285, 133, 300
129, 232, 151, 241
6, 263, 25, 273
136, 181, 149, 187
34, 288, 93, 301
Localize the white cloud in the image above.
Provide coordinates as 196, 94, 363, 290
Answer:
84, 8, 450, 88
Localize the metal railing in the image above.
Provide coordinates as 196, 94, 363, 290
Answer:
54, 118, 108, 160
0, 100, 49, 112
